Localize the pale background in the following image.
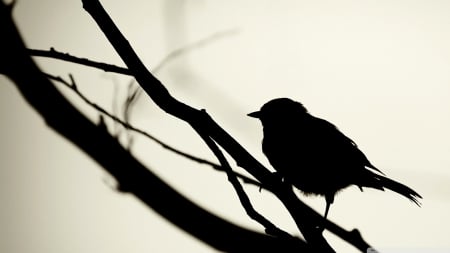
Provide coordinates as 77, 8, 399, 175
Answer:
1, 0, 449, 252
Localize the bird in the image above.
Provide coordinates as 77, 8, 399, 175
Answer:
248, 97, 422, 219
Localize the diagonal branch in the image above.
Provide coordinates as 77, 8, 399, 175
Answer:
193, 114, 294, 239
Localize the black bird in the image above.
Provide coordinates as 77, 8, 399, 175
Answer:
248, 98, 421, 218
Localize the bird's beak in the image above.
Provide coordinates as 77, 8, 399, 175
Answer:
247, 111, 261, 118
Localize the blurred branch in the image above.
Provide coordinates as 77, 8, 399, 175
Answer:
155, 29, 238, 73
121, 29, 239, 124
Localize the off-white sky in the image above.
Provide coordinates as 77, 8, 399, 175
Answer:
1, 0, 450, 252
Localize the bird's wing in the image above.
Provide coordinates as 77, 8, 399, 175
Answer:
311, 117, 384, 174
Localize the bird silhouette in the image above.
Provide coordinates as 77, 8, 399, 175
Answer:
248, 98, 421, 219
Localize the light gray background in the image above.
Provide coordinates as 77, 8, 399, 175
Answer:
1, 0, 449, 252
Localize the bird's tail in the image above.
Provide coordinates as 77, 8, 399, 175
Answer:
376, 174, 422, 206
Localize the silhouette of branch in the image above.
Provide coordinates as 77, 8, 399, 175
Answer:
194, 116, 294, 239
43, 72, 263, 189
0, 3, 307, 252
27, 48, 132, 75
80, 0, 341, 252
80, 1, 380, 252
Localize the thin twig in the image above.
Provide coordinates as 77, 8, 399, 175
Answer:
193, 112, 294, 239
27, 47, 132, 75
44, 72, 263, 188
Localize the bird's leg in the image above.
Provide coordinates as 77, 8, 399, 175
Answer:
324, 201, 330, 220
324, 194, 334, 219
318, 194, 334, 232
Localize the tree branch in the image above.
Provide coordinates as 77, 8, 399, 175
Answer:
193, 115, 294, 239
45, 72, 263, 188
80, 0, 379, 252
27, 47, 132, 75
80, 1, 379, 252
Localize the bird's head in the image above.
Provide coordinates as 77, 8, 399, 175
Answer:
248, 98, 308, 125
